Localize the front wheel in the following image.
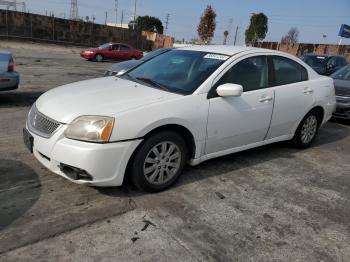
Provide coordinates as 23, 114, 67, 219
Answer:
130, 131, 188, 192
95, 54, 104, 62
292, 111, 320, 148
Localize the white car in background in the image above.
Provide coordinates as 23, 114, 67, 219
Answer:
24, 46, 336, 192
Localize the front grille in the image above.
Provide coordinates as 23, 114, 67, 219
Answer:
335, 89, 350, 97
27, 105, 61, 138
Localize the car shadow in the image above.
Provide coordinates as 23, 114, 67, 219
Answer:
330, 117, 350, 126
0, 159, 41, 232
97, 122, 350, 197
0, 91, 43, 108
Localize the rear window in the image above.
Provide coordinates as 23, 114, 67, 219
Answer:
273, 56, 308, 86
0, 54, 10, 72
0, 54, 10, 62
301, 55, 327, 68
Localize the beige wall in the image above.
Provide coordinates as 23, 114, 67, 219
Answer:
254, 42, 350, 61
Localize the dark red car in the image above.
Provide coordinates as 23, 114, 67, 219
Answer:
80, 43, 143, 62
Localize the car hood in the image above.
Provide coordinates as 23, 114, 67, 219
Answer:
334, 79, 350, 97
35, 77, 181, 124
108, 60, 142, 73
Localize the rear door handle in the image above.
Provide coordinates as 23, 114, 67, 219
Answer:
303, 88, 314, 94
259, 96, 273, 103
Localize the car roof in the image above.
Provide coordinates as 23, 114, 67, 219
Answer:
302, 54, 345, 58
0, 50, 12, 55
108, 42, 130, 46
178, 45, 263, 56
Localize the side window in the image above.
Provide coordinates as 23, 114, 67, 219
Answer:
327, 57, 336, 67
339, 58, 347, 66
120, 45, 130, 51
216, 56, 268, 92
112, 44, 119, 51
272, 56, 308, 86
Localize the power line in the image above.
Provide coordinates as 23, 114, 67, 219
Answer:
0, 0, 26, 12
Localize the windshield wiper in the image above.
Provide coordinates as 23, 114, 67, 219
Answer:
135, 77, 170, 92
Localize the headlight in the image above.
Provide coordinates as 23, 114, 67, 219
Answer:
65, 116, 114, 143
85, 51, 94, 54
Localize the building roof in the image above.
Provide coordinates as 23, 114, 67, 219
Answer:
0, 50, 12, 55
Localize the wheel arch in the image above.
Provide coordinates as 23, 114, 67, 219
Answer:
311, 105, 325, 124
292, 105, 325, 136
124, 123, 196, 184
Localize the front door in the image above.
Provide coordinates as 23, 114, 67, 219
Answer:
206, 55, 274, 154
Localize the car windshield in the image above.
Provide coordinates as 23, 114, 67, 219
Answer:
98, 43, 111, 50
126, 50, 228, 95
331, 65, 350, 80
300, 55, 327, 67
141, 48, 171, 61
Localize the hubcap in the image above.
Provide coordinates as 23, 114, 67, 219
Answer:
143, 141, 181, 185
301, 115, 317, 144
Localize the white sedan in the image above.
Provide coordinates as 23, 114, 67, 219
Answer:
24, 46, 336, 192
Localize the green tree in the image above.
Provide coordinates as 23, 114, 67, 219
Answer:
197, 5, 217, 44
245, 13, 268, 45
129, 16, 164, 34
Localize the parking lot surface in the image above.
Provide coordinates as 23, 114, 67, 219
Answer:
1, 42, 350, 262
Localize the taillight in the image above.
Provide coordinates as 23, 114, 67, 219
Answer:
8, 58, 14, 72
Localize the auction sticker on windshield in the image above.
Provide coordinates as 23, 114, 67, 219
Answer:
204, 54, 229, 60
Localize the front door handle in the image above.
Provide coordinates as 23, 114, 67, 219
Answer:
303, 88, 314, 94
259, 95, 273, 103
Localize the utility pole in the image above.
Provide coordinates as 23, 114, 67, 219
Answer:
114, 0, 118, 26
120, 10, 124, 27
70, 0, 78, 20
105, 11, 108, 25
227, 18, 233, 43
233, 26, 239, 45
164, 13, 170, 35
132, 0, 137, 30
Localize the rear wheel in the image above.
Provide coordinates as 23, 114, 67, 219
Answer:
131, 131, 188, 192
292, 110, 320, 148
95, 54, 104, 62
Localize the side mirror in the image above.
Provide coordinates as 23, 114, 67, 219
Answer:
216, 83, 243, 97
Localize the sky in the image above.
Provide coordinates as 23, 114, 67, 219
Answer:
17, 0, 350, 45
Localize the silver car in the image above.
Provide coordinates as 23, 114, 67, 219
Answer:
0, 51, 19, 91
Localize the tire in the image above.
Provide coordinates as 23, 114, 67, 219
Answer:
95, 54, 104, 62
131, 131, 188, 192
292, 110, 320, 148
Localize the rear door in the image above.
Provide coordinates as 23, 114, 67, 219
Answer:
266, 55, 315, 139
119, 44, 133, 61
110, 44, 121, 60
206, 55, 274, 154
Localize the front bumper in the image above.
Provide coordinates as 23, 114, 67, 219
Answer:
333, 97, 350, 119
26, 125, 142, 187
80, 52, 95, 59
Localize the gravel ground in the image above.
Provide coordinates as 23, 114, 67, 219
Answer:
0, 41, 350, 262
